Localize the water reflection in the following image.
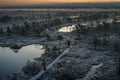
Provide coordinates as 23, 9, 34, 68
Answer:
11, 48, 20, 53
58, 19, 115, 33
58, 24, 76, 32
0, 44, 44, 79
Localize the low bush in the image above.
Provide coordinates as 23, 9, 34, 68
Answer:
22, 61, 39, 76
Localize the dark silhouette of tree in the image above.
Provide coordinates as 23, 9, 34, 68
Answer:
48, 12, 51, 20
20, 26, 26, 36
22, 60, 39, 76
118, 60, 120, 75
0, 28, 3, 34
7, 27, 11, 36
113, 42, 120, 52
45, 34, 51, 40
12, 25, 21, 35
0, 15, 12, 23
24, 21, 31, 33
102, 22, 110, 32
57, 35, 63, 41
66, 17, 72, 23
24, 21, 30, 29
75, 24, 88, 35
31, 22, 42, 36
92, 35, 101, 49
102, 37, 108, 46
59, 71, 76, 80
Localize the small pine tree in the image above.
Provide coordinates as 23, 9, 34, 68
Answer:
0, 28, 3, 34
52, 46, 58, 51
7, 27, 11, 36
45, 34, 51, 40
93, 35, 101, 49
52, 45, 58, 54
22, 61, 39, 76
118, 60, 120, 75
20, 26, 26, 36
44, 45, 50, 54
57, 35, 63, 40
102, 37, 108, 45
59, 71, 75, 80
0, 15, 11, 23
113, 42, 120, 52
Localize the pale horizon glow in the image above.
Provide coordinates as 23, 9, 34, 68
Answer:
0, 0, 120, 5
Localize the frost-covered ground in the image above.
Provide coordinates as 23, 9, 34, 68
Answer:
1, 9, 120, 80
2, 29, 120, 80
44, 37, 120, 80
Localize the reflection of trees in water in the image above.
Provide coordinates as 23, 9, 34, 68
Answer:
10, 46, 21, 53
9, 44, 44, 53
1, 46, 20, 53
11, 48, 20, 53
9, 44, 21, 53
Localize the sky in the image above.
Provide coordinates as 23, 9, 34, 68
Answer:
0, 0, 120, 5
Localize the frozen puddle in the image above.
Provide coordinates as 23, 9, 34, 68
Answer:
82, 63, 103, 80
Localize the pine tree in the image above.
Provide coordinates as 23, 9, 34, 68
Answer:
0, 28, 3, 34
7, 27, 11, 36
57, 35, 63, 41
113, 42, 120, 52
118, 60, 120, 75
93, 35, 101, 49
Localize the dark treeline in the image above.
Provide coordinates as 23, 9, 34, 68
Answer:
75, 20, 120, 36
0, 19, 62, 36
0, 11, 119, 37
0, 15, 12, 23
0, 13, 101, 36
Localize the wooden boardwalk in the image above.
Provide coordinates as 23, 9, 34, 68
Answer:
30, 48, 70, 80
82, 63, 103, 80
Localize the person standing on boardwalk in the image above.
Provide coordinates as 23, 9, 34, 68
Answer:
42, 54, 46, 71
67, 37, 71, 47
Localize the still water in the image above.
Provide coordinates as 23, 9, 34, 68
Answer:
0, 44, 44, 78
58, 24, 76, 32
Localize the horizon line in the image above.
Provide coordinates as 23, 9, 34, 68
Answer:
1, 1, 120, 6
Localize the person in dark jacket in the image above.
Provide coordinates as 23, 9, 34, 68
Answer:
42, 54, 46, 71
67, 37, 71, 47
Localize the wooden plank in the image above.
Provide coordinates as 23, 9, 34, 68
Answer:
30, 48, 70, 80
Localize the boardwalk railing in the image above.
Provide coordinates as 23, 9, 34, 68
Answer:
30, 48, 70, 80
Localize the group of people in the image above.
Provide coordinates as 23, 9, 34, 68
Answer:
42, 37, 71, 71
